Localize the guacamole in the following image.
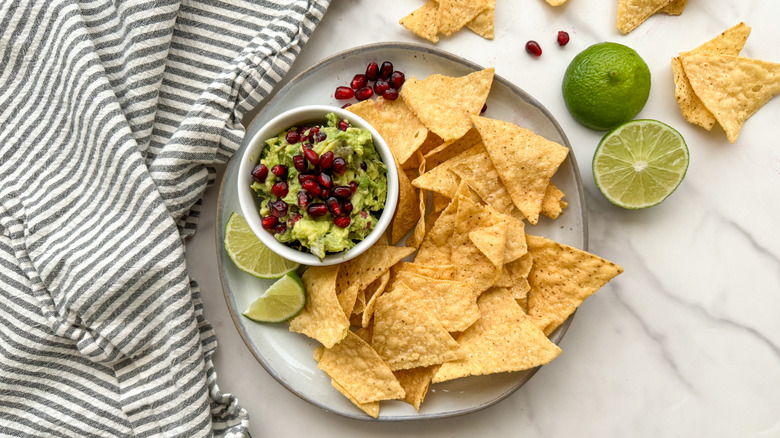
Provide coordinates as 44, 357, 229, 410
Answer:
250, 113, 388, 259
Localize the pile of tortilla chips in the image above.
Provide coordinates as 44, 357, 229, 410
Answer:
286, 68, 623, 417
671, 22, 780, 143
400, 0, 496, 43
616, 0, 688, 34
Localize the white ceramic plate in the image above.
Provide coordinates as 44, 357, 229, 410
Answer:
217, 42, 588, 421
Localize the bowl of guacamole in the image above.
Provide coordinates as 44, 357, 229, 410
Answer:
237, 105, 398, 266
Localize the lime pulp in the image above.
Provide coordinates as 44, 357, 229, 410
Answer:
242, 271, 306, 323
224, 212, 299, 278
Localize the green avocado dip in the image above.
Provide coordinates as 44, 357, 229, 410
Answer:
250, 113, 388, 259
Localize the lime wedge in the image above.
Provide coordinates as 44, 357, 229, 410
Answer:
224, 212, 299, 278
242, 271, 306, 323
593, 120, 689, 209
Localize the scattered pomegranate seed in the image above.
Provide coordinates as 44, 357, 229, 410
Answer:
337, 119, 350, 131
271, 164, 288, 179
317, 172, 333, 189
301, 180, 321, 197
341, 103, 352, 109
293, 155, 307, 172
313, 131, 327, 142
342, 200, 353, 214
332, 157, 346, 175
252, 164, 268, 183
320, 151, 334, 170
303, 148, 319, 167
365, 62, 379, 81
355, 86, 374, 101
382, 88, 398, 101
307, 203, 328, 217
333, 186, 352, 200
334, 215, 351, 228
335, 86, 354, 100
271, 181, 289, 198
557, 31, 570, 46
351, 74, 368, 90
349, 181, 358, 193
274, 223, 287, 234
481, 103, 487, 114
389, 71, 405, 89
285, 130, 300, 144
289, 213, 302, 226
298, 173, 316, 184
525, 40, 542, 57
374, 79, 390, 96
326, 197, 343, 216
269, 200, 288, 217
379, 61, 393, 80
261, 216, 278, 230
297, 191, 309, 209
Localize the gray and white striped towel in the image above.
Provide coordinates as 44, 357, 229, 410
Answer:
0, 0, 329, 436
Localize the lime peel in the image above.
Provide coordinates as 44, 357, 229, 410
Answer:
242, 271, 306, 323
224, 212, 299, 279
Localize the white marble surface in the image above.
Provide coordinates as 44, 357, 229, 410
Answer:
186, 0, 780, 436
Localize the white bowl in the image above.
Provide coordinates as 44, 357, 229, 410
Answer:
237, 105, 399, 266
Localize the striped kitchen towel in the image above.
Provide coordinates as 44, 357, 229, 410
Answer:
0, 0, 329, 436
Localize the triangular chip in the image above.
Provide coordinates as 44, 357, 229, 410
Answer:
371, 283, 463, 370
347, 97, 428, 165
525, 234, 624, 335
361, 271, 391, 328
433, 287, 561, 383
616, 0, 673, 35
401, 68, 494, 142
681, 53, 780, 143
437, 0, 489, 36
450, 145, 516, 215
465, 0, 494, 39
393, 365, 440, 411
390, 160, 421, 244
672, 22, 751, 130
471, 116, 569, 224
289, 266, 349, 348
451, 192, 502, 291
412, 142, 482, 197
544, 0, 568, 5
317, 331, 405, 404
659, 0, 687, 15
400, 0, 440, 44
423, 127, 482, 170
540, 183, 567, 219
468, 221, 507, 267
330, 380, 379, 418
414, 192, 459, 266
396, 272, 481, 332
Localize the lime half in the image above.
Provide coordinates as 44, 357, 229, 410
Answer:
242, 271, 306, 323
593, 120, 689, 209
224, 212, 299, 278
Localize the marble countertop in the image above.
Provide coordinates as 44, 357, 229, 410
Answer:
186, 0, 780, 436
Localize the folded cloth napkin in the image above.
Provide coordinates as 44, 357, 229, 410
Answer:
0, 0, 329, 436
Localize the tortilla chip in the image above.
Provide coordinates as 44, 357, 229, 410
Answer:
391, 261, 456, 280
406, 152, 428, 249
353, 324, 374, 344
360, 271, 392, 327
393, 365, 440, 411
401, 68, 494, 142
400, 0, 440, 44
424, 127, 482, 170
468, 221, 507, 267
432, 192, 451, 212
465, 0, 494, 39
449, 145, 515, 215
525, 234, 624, 335
672, 22, 751, 130
396, 272, 481, 332
452, 193, 502, 291
540, 183, 567, 220
289, 266, 349, 348
681, 53, 780, 143
659, 0, 687, 15
437, 0, 489, 37
371, 283, 463, 370
330, 380, 380, 418
545, 0, 568, 5
390, 160, 421, 244
433, 287, 561, 383
410, 160, 460, 198
471, 116, 569, 225
347, 97, 428, 165
616, 0, 673, 35
317, 331, 405, 404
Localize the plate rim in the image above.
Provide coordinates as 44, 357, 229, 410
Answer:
215, 41, 589, 421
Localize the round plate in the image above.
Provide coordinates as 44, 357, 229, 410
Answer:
216, 42, 588, 421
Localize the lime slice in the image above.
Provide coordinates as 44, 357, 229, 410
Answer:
242, 271, 306, 323
224, 212, 299, 278
593, 120, 689, 209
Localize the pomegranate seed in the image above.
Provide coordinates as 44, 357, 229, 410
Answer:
289, 213, 302, 226
313, 131, 327, 142
320, 151, 334, 170
334, 215, 351, 228
297, 191, 309, 209
481, 103, 487, 114
557, 31, 570, 46
332, 157, 346, 175
318, 172, 333, 189
360, 211, 368, 219
271, 164, 288, 179
338, 119, 350, 131
301, 180, 321, 197
326, 197, 343, 216
293, 155, 307, 172
365, 62, 379, 81
525, 40, 542, 57
286, 130, 300, 144
269, 200, 288, 217
335, 86, 354, 100
351, 74, 368, 90
274, 223, 287, 234
262, 216, 278, 230
298, 173, 316, 184
252, 164, 268, 183
382, 88, 398, 101
307, 203, 328, 217
374, 79, 390, 96
333, 186, 352, 200
389, 71, 405, 89
343, 200, 353, 213
271, 181, 289, 198
309, 127, 319, 135
341, 103, 352, 109
302, 141, 313, 149
355, 86, 374, 101
320, 187, 331, 199
303, 148, 319, 167
360, 161, 367, 171
349, 181, 358, 193
379, 61, 393, 80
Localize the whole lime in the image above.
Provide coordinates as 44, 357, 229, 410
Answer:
562, 42, 651, 131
